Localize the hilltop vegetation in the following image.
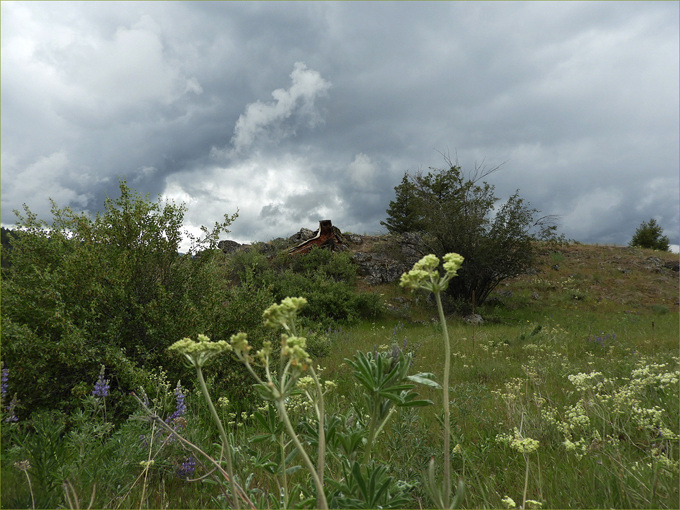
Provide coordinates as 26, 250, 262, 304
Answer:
1, 183, 678, 509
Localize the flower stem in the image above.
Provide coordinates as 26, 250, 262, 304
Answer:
435, 290, 451, 509
196, 366, 240, 510
275, 399, 329, 509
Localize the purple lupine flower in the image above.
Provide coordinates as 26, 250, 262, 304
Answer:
92, 365, 110, 398
166, 381, 186, 424
177, 456, 196, 479
1, 362, 8, 404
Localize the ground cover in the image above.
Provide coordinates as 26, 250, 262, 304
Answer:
1, 243, 677, 509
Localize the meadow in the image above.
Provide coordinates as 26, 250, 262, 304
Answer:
1, 242, 678, 509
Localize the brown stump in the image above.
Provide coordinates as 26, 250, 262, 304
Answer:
289, 220, 345, 255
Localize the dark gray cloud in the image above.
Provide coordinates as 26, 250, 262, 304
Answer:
2, 1, 678, 251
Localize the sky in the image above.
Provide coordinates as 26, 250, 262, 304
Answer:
2, 1, 679, 253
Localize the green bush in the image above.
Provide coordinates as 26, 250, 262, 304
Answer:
228, 247, 382, 329
1, 180, 240, 420
381, 158, 564, 305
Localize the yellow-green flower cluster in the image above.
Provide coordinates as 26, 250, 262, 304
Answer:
399, 252, 464, 293
496, 427, 540, 454
263, 297, 307, 331
282, 334, 311, 369
168, 334, 232, 368
501, 496, 516, 509
511, 436, 540, 454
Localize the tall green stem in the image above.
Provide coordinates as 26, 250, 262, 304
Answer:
310, 367, 326, 484
196, 366, 240, 510
274, 399, 329, 509
435, 291, 451, 509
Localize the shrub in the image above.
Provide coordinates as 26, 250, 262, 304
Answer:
382, 156, 564, 305
228, 247, 382, 328
1, 180, 238, 420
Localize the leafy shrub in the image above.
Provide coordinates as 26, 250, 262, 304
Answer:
382, 157, 564, 305
228, 247, 382, 328
1, 180, 240, 420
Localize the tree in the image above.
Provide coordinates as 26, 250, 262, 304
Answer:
629, 218, 670, 251
384, 156, 562, 307
380, 173, 423, 234
1, 180, 249, 420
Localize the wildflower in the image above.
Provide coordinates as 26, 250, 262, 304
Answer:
262, 297, 307, 330
525, 500, 543, 509
1, 362, 8, 403
511, 437, 540, 454
282, 335, 311, 369
177, 456, 196, 480
169, 334, 232, 369
400, 253, 464, 293
501, 495, 516, 509
92, 365, 110, 398
14, 460, 31, 471
166, 381, 187, 424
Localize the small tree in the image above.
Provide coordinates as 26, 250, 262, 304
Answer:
384, 155, 562, 306
380, 173, 423, 234
629, 218, 670, 251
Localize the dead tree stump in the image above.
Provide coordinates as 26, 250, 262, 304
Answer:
289, 220, 346, 255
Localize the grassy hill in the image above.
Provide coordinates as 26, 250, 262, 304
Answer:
1, 239, 677, 509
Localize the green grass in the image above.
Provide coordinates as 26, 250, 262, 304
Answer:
2, 243, 678, 508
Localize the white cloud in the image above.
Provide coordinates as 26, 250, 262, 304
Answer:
559, 188, 624, 240
347, 153, 376, 189
229, 62, 331, 154
2, 151, 96, 218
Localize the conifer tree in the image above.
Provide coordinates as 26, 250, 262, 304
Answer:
629, 218, 670, 251
380, 173, 423, 234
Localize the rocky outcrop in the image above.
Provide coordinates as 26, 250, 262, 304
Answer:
218, 226, 428, 285
218, 240, 243, 255
351, 232, 427, 285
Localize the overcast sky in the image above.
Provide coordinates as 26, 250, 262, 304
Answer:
2, 1, 679, 252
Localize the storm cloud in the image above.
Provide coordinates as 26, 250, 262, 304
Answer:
2, 1, 678, 251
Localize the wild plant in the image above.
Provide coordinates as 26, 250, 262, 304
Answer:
400, 252, 466, 509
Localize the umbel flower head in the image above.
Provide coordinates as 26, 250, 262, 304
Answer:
400, 253, 464, 293
263, 297, 307, 331
168, 334, 232, 368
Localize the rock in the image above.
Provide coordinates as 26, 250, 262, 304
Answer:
531, 292, 540, 300
288, 228, 316, 244
463, 314, 484, 325
664, 261, 679, 272
552, 264, 561, 271
399, 232, 426, 259
646, 256, 664, 267
218, 240, 243, 254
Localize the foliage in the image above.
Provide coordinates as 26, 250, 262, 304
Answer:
382, 157, 563, 306
380, 173, 423, 234
629, 218, 671, 251
1, 180, 240, 420
228, 246, 383, 327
